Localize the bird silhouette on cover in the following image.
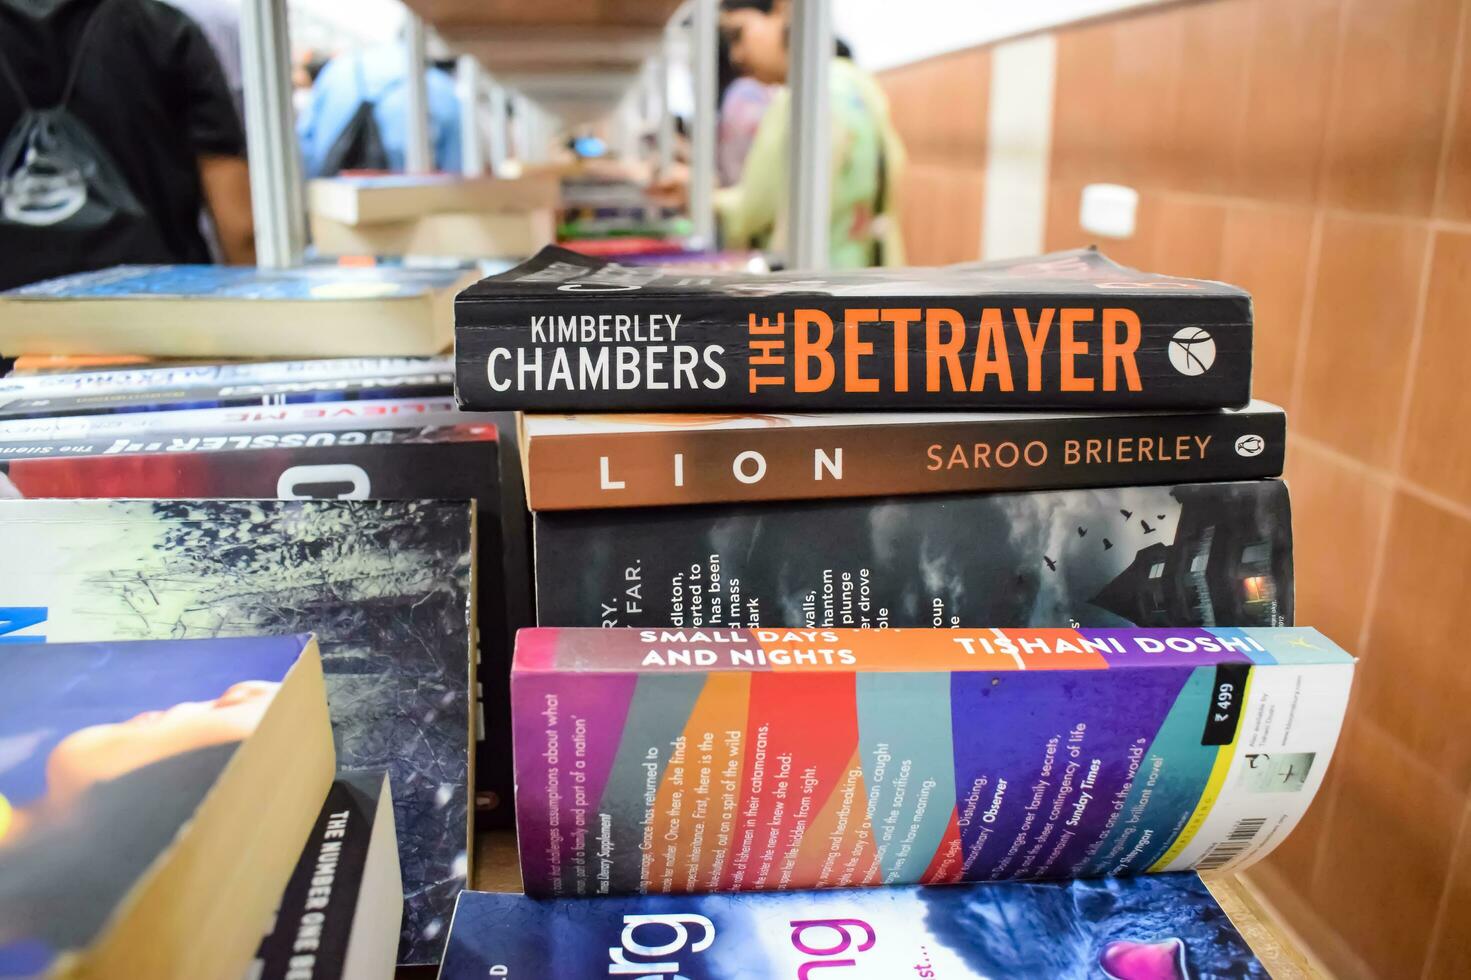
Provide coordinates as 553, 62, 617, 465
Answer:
1044, 555, 1057, 572
1140, 520, 1156, 534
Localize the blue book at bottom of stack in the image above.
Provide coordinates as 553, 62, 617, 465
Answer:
437, 874, 1266, 979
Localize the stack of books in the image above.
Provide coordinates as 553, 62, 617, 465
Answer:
308, 173, 559, 260
0, 240, 1354, 978
0, 356, 514, 973
435, 245, 1355, 975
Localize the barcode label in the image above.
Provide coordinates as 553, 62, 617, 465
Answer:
1195, 817, 1267, 870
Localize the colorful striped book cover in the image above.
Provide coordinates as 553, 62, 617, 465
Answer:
511, 626, 1352, 898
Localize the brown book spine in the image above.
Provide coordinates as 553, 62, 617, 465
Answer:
524, 408, 1285, 510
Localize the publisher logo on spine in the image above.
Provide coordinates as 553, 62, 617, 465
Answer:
1168, 327, 1216, 376
1235, 434, 1265, 458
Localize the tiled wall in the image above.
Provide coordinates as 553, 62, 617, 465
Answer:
880, 2, 1471, 976
875, 46, 991, 265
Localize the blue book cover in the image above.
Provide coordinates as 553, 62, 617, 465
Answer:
3, 264, 466, 302
438, 877, 1267, 979
0, 635, 314, 977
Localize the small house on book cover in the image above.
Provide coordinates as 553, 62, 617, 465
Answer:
437, 875, 1269, 979
533, 479, 1294, 630
0, 634, 335, 979
454, 246, 1252, 411
510, 626, 1352, 898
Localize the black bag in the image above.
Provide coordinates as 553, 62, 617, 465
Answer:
317, 55, 389, 175
0, 0, 173, 285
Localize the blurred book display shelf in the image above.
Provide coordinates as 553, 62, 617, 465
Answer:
308, 173, 559, 260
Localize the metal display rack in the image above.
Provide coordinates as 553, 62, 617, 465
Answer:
238, 0, 834, 269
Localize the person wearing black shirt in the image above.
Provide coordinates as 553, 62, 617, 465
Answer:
0, 0, 254, 289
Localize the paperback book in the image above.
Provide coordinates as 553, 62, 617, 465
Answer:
438, 875, 1269, 979
310, 210, 555, 261
511, 626, 1352, 897
308, 172, 560, 225
252, 771, 402, 980
0, 265, 474, 358
0, 499, 473, 965
0, 356, 452, 420
455, 246, 1252, 411
521, 401, 1286, 510
534, 480, 1293, 630
0, 634, 334, 979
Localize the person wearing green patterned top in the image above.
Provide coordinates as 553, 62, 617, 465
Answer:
656, 0, 906, 267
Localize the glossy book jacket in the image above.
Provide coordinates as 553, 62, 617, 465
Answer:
438, 876, 1268, 979
511, 626, 1352, 898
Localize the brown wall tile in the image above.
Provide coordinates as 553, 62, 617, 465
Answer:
1435, 0, 1471, 220
1234, 0, 1340, 206
897, 164, 985, 266
1319, 0, 1463, 216
1284, 439, 1389, 650
1103, 9, 1185, 190
1044, 180, 1086, 253
1401, 231, 1471, 506
1308, 715, 1463, 979
879, 47, 990, 168
1051, 23, 1117, 185
1149, 195, 1227, 280
1219, 205, 1315, 409
1294, 215, 1427, 466
1424, 808, 1471, 978
1052, 10, 1188, 191
1164, 0, 1253, 195
1357, 491, 1471, 790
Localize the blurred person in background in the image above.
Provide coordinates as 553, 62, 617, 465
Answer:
659, 0, 904, 267
297, 41, 461, 176
0, 0, 254, 289
717, 32, 775, 187
167, 0, 242, 123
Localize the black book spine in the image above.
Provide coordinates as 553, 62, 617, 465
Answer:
455, 293, 1252, 411
253, 773, 383, 980
533, 480, 1293, 631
